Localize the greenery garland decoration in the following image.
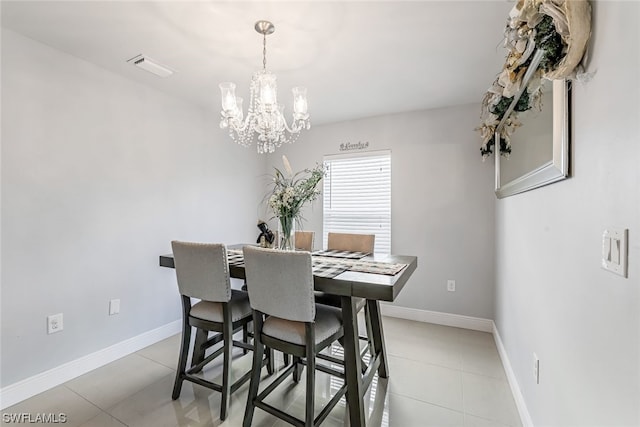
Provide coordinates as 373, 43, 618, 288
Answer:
535, 15, 564, 72
477, 0, 591, 159
490, 88, 532, 118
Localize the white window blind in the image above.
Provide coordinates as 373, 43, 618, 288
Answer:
323, 151, 391, 254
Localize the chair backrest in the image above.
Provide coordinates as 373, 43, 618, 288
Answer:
327, 232, 375, 253
243, 245, 315, 322
171, 241, 231, 302
295, 231, 315, 251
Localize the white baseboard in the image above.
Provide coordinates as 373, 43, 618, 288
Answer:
379, 303, 494, 332
493, 324, 533, 427
0, 320, 181, 410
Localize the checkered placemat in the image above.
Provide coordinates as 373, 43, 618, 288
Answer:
311, 260, 348, 278
226, 249, 348, 279
312, 255, 407, 276
312, 249, 370, 259
345, 260, 407, 276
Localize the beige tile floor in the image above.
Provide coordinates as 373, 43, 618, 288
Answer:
3, 316, 521, 427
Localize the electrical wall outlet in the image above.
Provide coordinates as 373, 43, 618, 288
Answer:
533, 353, 540, 384
47, 313, 64, 334
109, 299, 121, 315
447, 280, 456, 292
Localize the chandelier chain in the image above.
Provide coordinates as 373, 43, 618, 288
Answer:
262, 33, 267, 71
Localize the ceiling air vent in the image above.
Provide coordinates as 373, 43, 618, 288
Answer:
126, 54, 174, 78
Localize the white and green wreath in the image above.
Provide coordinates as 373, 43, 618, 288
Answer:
478, 0, 591, 159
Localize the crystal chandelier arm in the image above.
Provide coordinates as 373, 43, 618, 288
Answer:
229, 111, 256, 133
282, 118, 304, 133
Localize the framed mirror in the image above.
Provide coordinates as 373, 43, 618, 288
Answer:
495, 79, 571, 198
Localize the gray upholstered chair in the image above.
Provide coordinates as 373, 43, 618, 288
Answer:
317, 233, 375, 311
171, 241, 266, 421
327, 232, 375, 254
272, 230, 314, 251
319, 232, 375, 356
295, 230, 315, 251
242, 245, 346, 427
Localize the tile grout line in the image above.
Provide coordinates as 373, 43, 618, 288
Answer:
386, 389, 466, 418
62, 384, 130, 427
134, 351, 177, 370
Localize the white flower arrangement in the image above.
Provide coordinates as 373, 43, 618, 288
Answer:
266, 156, 325, 248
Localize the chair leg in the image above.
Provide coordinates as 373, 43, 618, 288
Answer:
304, 323, 315, 427
305, 355, 315, 427
172, 321, 191, 400
283, 352, 290, 367
293, 356, 303, 383
191, 329, 208, 373
242, 323, 249, 355
220, 317, 233, 421
267, 347, 275, 375
243, 316, 265, 427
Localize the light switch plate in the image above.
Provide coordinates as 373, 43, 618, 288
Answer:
109, 299, 121, 315
602, 228, 628, 277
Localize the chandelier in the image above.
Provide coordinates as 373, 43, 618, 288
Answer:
219, 20, 310, 154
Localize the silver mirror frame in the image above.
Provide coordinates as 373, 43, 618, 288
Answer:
495, 79, 571, 199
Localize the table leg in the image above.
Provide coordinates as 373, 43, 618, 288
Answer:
342, 296, 366, 427
367, 300, 389, 378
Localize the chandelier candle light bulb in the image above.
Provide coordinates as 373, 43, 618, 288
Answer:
293, 87, 308, 119
219, 20, 310, 154
220, 83, 237, 111
259, 75, 277, 106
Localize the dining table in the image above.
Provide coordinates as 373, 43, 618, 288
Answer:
159, 245, 417, 426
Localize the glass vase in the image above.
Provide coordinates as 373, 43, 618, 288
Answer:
277, 216, 296, 251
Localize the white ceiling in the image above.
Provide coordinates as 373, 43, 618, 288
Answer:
1, 1, 513, 126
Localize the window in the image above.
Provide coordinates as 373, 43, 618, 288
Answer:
323, 151, 391, 254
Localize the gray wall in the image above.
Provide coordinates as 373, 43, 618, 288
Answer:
268, 106, 496, 319
495, 2, 640, 425
0, 30, 265, 387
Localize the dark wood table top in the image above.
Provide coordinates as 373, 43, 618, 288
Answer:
159, 247, 417, 302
